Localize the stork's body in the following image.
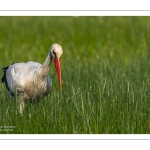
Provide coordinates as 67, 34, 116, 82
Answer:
1, 43, 63, 114
4, 62, 51, 100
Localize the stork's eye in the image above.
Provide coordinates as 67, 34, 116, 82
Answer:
53, 51, 57, 58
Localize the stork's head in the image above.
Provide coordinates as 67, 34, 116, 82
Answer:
50, 43, 63, 90
50, 43, 63, 59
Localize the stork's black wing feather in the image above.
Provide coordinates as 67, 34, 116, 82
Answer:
1, 66, 9, 83
1, 63, 17, 96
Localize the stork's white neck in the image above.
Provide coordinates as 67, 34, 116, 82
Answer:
35, 53, 52, 80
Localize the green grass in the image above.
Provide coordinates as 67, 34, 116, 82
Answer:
0, 16, 150, 133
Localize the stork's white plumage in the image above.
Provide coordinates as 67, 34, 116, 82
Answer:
1, 43, 63, 114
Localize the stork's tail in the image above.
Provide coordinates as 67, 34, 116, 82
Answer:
1, 66, 9, 83
2, 63, 16, 83
2, 65, 15, 97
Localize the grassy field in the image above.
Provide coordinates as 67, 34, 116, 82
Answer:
0, 16, 150, 134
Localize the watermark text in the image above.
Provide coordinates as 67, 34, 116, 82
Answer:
0, 126, 15, 132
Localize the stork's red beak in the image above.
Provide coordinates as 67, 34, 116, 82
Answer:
54, 58, 62, 90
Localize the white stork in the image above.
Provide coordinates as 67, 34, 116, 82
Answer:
1, 43, 63, 114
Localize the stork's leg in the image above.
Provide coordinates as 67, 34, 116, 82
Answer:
18, 99, 25, 115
